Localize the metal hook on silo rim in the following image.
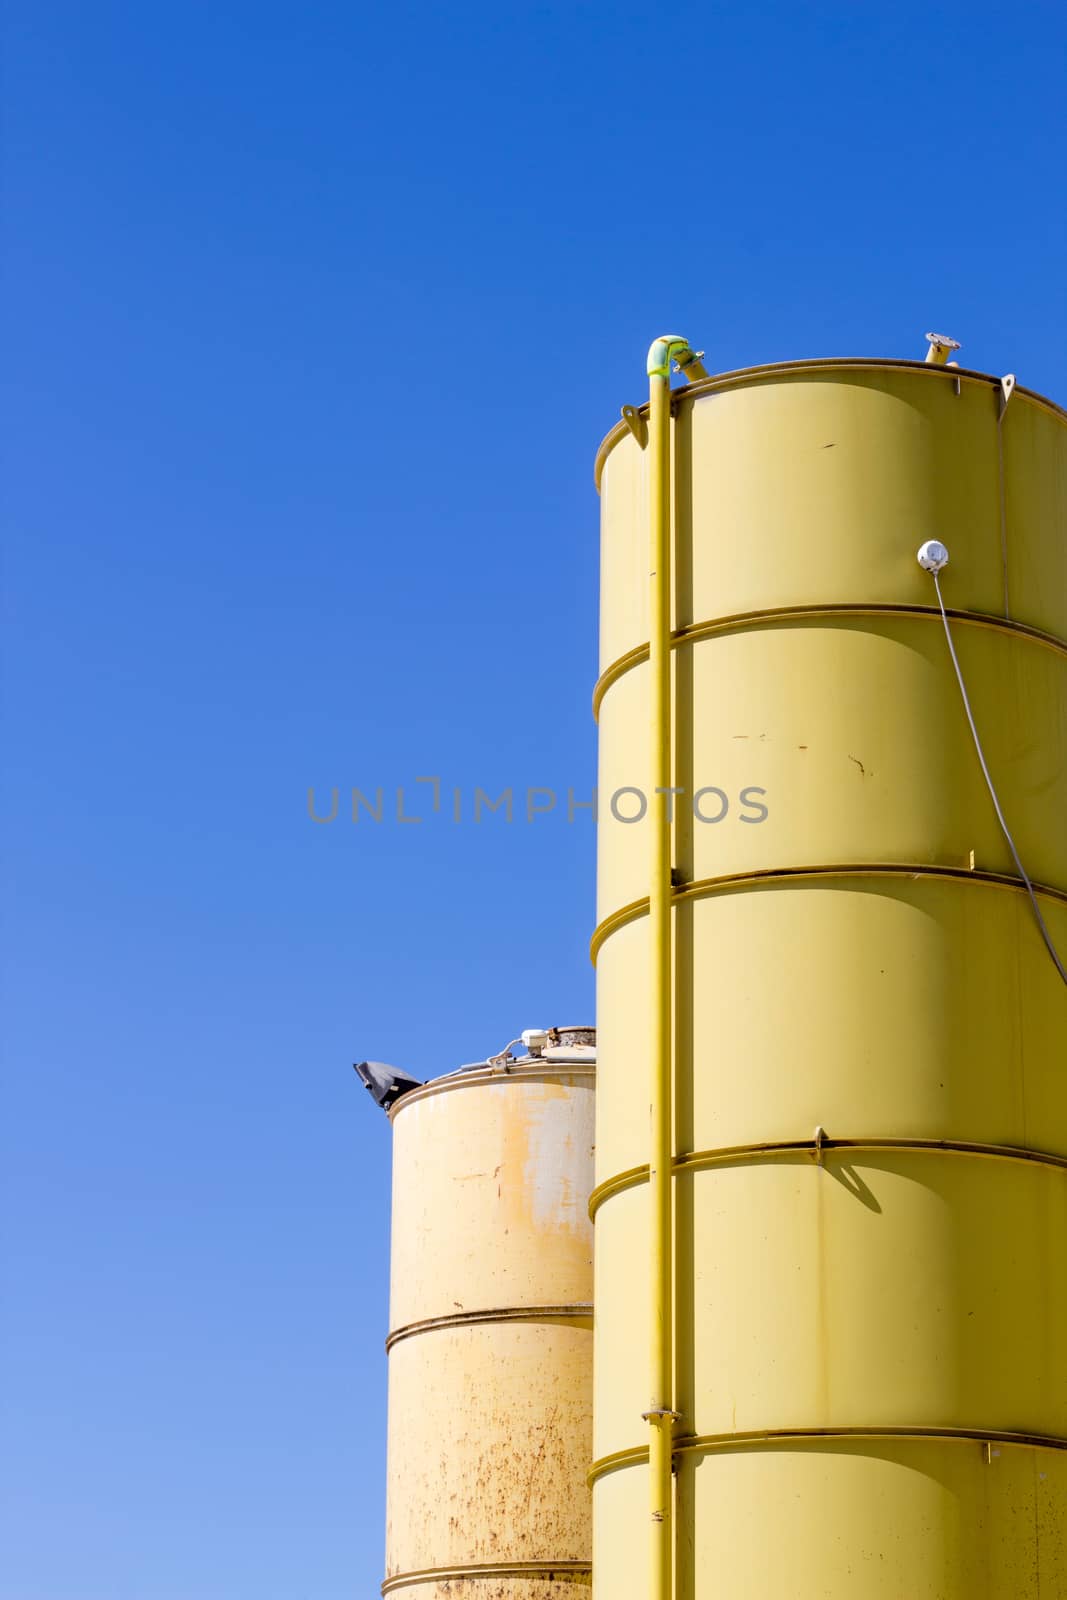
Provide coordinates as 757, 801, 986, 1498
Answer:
621, 404, 648, 448
998, 374, 1016, 421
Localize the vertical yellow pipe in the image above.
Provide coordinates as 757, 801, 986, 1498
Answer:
646, 347, 674, 1600
644, 334, 705, 1600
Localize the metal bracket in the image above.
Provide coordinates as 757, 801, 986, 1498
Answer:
813, 1125, 827, 1167
925, 331, 961, 366
642, 1407, 682, 1421
674, 349, 705, 376
621, 404, 648, 449
998, 373, 1016, 422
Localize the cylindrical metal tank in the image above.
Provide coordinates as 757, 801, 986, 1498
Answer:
383, 1030, 596, 1600
592, 359, 1067, 1596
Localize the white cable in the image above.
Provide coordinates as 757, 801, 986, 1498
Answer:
930, 569, 1067, 988
487, 1036, 524, 1066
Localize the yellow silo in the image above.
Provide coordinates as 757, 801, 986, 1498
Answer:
591, 348, 1067, 1597
382, 1028, 596, 1600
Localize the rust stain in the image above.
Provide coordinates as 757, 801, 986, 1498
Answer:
522, 1402, 561, 1523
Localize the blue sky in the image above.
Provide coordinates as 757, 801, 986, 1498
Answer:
2, 2, 1065, 1596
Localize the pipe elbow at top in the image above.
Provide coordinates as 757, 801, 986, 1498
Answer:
647, 335, 706, 382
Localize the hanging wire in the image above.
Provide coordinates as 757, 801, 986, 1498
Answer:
931, 570, 1067, 988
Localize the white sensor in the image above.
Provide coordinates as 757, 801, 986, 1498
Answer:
917, 539, 950, 574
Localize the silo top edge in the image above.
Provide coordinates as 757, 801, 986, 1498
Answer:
388, 1059, 596, 1119
593, 357, 1067, 493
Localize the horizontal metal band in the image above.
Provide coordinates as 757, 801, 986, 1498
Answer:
386, 1303, 594, 1351
389, 1060, 595, 1118
586, 1444, 649, 1485
593, 357, 1067, 488
588, 1426, 1067, 1484
589, 1137, 1067, 1218
590, 862, 1067, 963
592, 602, 1067, 718
382, 1561, 592, 1593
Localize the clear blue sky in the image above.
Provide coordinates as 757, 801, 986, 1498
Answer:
2, 3, 1064, 1596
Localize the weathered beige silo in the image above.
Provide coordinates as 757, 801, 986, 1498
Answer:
382, 1029, 596, 1600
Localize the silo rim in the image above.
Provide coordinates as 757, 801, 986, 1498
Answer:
593, 356, 1067, 492
387, 1058, 596, 1120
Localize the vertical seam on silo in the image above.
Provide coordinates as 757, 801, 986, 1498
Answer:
996, 375, 1016, 621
